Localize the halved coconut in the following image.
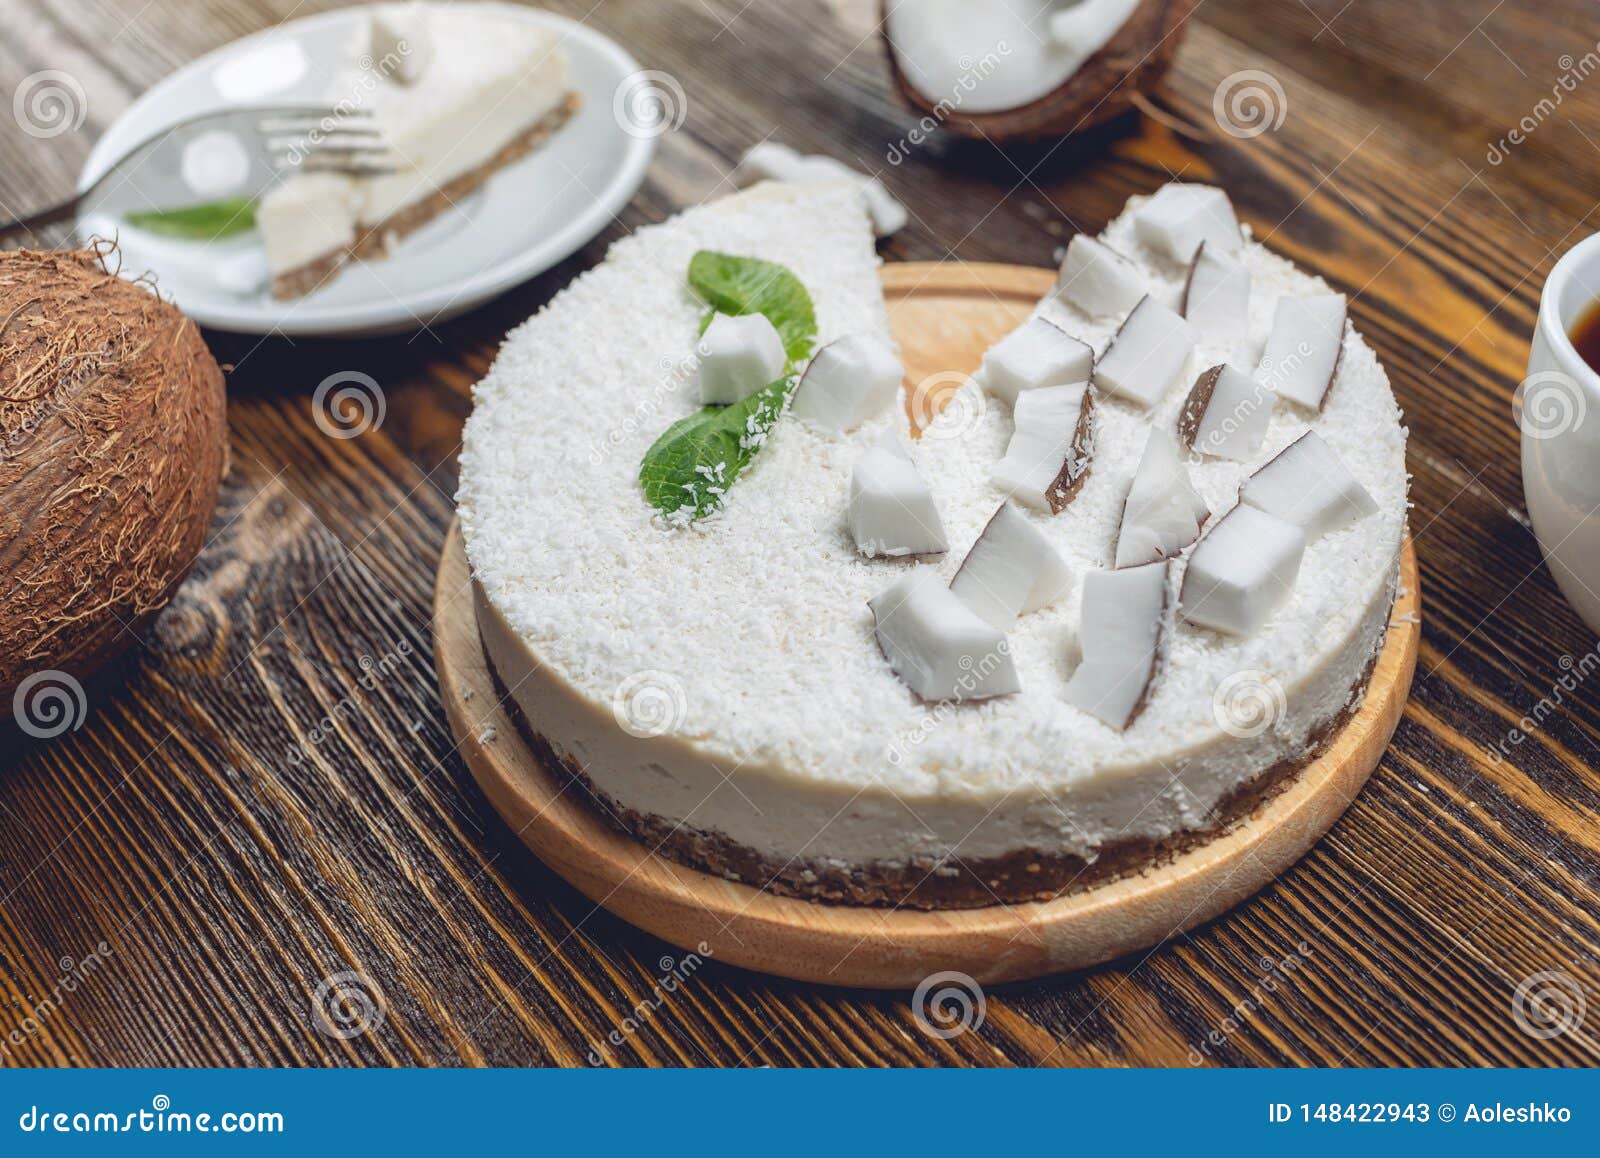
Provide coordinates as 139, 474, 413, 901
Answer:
882, 0, 1198, 142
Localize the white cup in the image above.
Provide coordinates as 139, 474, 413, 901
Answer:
1523, 231, 1600, 635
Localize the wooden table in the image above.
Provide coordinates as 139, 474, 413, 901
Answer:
3, 0, 1598, 1067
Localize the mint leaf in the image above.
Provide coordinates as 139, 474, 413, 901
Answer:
687, 250, 816, 363
639, 377, 790, 521
638, 252, 818, 522
125, 197, 256, 240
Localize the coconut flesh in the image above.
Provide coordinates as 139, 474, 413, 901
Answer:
883, 0, 1196, 140
0, 246, 228, 719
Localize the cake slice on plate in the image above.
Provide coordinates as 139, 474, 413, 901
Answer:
257, 2, 578, 298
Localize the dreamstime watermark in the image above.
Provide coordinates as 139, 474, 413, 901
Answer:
586, 350, 702, 467
284, 639, 414, 765
1256, 338, 1317, 393
613, 70, 688, 139
312, 370, 387, 439
1483, 642, 1600, 766
1189, 375, 1276, 458
911, 970, 986, 1040
12, 670, 88, 740
17, 1096, 283, 1136
1187, 940, 1315, 1064
1514, 368, 1585, 441
886, 42, 1012, 165
0, 941, 114, 1061
612, 670, 689, 739
885, 639, 1014, 766
1183, 341, 1313, 461
0, 339, 115, 462
907, 369, 986, 442
1212, 669, 1288, 739
311, 970, 387, 1040
13, 69, 87, 139
276, 40, 414, 167
1487, 44, 1600, 165
1212, 69, 1288, 139
586, 944, 712, 1064
1510, 969, 1588, 1040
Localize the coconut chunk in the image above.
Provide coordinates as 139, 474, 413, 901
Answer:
369, 2, 432, 85
975, 317, 1094, 408
1179, 504, 1305, 637
848, 443, 947, 557
1260, 293, 1346, 411
698, 312, 787, 405
883, 0, 1193, 138
790, 332, 903, 431
1114, 428, 1209, 568
733, 142, 907, 237
1238, 430, 1378, 537
1178, 364, 1273, 461
990, 381, 1095, 513
1092, 295, 1194, 409
1134, 183, 1243, 263
1056, 234, 1148, 320
1180, 241, 1251, 342
874, 427, 913, 460
1062, 560, 1171, 730
949, 502, 1073, 630
870, 569, 1020, 702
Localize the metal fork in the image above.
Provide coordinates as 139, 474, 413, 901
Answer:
0, 103, 399, 242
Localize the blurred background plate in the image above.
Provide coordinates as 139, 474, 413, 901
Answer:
75, 3, 654, 336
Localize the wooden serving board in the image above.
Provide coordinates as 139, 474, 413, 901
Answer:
432, 262, 1421, 989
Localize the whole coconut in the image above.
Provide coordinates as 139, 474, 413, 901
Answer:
883, 0, 1197, 143
0, 245, 227, 720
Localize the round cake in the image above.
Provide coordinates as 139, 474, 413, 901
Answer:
457, 180, 1409, 908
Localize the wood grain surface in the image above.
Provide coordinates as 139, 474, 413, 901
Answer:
3, 0, 1599, 1067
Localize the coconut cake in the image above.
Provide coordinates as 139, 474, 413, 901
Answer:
457, 180, 1409, 908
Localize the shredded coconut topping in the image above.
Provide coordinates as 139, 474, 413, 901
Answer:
459, 182, 1408, 810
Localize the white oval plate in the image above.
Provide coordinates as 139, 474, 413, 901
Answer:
76, 4, 654, 336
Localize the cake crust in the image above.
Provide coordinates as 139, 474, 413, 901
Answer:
488, 626, 1388, 908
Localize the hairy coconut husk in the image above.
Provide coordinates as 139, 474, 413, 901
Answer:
0, 244, 227, 719
883, 0, 1197, 143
